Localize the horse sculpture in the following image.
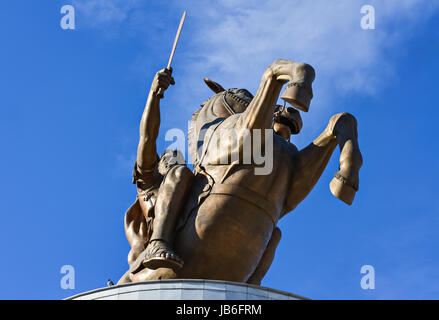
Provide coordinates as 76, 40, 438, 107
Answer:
120, 59, 362, 285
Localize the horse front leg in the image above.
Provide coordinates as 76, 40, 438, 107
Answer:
283, 113, 362, 216
236, 59, 315, 130
283, 132, 338, 215
327, 113, 363, 205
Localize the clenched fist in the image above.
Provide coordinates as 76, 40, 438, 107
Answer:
152, 68, 175, 97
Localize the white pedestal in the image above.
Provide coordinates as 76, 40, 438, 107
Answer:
66, 279, 306, 300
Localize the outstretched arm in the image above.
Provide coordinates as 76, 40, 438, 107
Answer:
137, 68, 174, 170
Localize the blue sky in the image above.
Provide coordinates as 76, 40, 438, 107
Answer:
0, 0, 438, 299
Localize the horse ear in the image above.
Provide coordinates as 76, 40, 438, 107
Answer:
204, 78, 225, 94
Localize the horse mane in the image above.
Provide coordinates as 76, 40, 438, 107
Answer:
188, 84, 254, 167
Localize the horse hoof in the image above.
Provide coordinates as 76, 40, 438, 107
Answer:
280, 82, 313, 112
329, 173, 357, 205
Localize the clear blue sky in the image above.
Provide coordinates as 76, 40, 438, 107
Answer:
0, 1, 438, 299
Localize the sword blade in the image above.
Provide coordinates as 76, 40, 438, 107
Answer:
167, 11, 186, 69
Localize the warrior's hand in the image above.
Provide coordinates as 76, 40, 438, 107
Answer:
152, 68, 175, 97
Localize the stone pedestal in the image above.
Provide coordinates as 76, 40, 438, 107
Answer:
67, 279, 306, 300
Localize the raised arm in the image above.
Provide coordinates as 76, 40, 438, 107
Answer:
137, 68, 174, 170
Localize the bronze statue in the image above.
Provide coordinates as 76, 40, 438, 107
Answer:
119, 68, 194, 283
118, 59, 362, 285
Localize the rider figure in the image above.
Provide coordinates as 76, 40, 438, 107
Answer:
128, 68, 193, 273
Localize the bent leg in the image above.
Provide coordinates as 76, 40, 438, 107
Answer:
247, 227, 282, 285
140, 165, 194, 271
329, 113, 363, 205
284, 112, 362, 215
151, 165, 194, 243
